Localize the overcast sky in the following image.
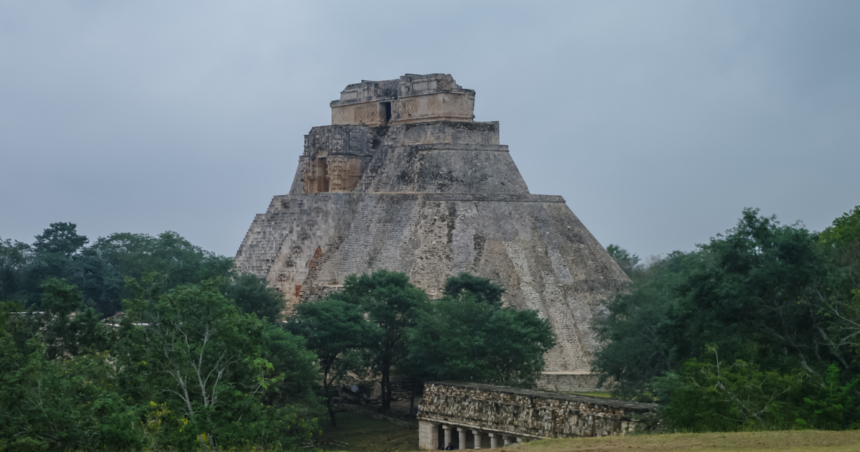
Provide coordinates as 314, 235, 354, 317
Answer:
2, 1, 858, 260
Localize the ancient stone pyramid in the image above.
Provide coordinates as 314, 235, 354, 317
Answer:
235, 74, 628, 376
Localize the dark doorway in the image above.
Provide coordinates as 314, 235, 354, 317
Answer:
314, 157, 329, 193
381, 102, 392, 124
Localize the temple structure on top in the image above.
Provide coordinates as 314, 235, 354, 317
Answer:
330, 74, 475, 126
235, 74, 629, 390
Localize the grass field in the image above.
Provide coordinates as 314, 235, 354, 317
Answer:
521, 430, 860, 452
316, 412, 419, 452
314, 412, 860, 452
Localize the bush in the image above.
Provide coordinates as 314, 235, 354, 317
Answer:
658, 347, 860, 431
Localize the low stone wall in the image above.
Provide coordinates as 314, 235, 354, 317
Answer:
417, 382, 654, 449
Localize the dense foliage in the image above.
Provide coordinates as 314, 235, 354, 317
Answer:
0, 224, 235, 317
2, 223, 557, 447
0, 224, 321, 451
404, 292, 555, 386
597, 207, 860, 431
286, 297, 374, 427
288, 271, 555, 425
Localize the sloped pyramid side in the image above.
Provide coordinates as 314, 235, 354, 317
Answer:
236, 189, 627, 373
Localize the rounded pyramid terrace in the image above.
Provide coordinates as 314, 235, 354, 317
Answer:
235, 74, 629, 378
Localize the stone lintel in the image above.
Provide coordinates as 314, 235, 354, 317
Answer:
410, 144, 509, 152
266, 193, 565, 215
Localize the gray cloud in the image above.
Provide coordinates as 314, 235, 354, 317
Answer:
2, 0, 858, 259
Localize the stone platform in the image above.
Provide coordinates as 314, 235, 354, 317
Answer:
417, 382, 655, 449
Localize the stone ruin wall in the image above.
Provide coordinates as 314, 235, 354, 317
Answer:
417, 382, 654, 443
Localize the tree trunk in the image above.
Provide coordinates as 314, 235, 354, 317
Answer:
386, 375, 393, 409
324, 368, 337, 427
327, 397, 337, 428
381, 365, 391, 410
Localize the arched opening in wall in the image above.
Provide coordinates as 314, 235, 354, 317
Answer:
313, 157, 329, 193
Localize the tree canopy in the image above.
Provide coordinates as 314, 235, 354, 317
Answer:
287, 296, 374, 427
337, 270, 429, 411
594, 207, 860, 431
0, 224, 319, 450
442, 272, 506, 306
405, 292, 555, 386
0, 224, 270, 318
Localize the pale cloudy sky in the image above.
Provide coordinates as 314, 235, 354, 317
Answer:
1, 1, 858, 259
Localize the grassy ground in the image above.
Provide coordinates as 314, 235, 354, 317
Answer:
520, 430, 860, 452
314, 412, 860, 452
316, 412, 419, 452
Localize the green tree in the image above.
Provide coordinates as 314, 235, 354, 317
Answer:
606, 244, 640, 278
443, 272, 505, 306
811, 206, 860, 380
21, 223, 125, 316
670, 209, 825, 373
27, 222, 89, 285
33, 222, 89, 256
26, 223, 90, 304
0, 237, 31, 302
0, 299, 140, 450
32, 278, 113, 360
657, 346, 808, 431
287, 296, 373, 426
657, 347, 860, 431
3, 225, 237, 318
591, 253, 687, 397
225, 273, 286, 321
91, 231, 233, 292
339, 270, 429, 411
595, 210, 833, 396
820, 206, 860, 262
595, 208, 860, 430
118, 275, 321, 448
0, 343, 143, 451
405, 293, 555, 387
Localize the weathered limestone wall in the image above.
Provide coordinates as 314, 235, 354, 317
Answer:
416, 382, 654, 449
235, 192, 626, 372
332, 93, 474, 126
292, 122, 518, 195
358, 145, 528, 194
381, 121, 498, 147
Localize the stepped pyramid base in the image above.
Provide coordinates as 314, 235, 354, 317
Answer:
236, 192, 626, 373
